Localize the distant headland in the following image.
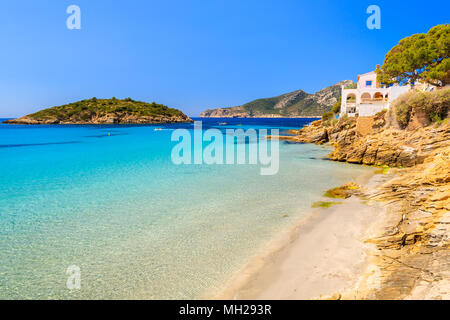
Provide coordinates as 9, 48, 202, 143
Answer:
200, 81, 352, 118
3, 98, 193, 125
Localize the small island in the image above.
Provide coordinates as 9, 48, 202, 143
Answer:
3, 97, 193, 125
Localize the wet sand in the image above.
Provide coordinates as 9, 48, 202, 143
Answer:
215, 174, 386, 300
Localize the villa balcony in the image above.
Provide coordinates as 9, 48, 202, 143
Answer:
361, 98, 389, 103
345, 98, 388, 105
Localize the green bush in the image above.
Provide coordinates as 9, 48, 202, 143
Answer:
345, 83, 357, 89
391, 89, 450, 128
391, 92, 414, 128
332, 97, 341, 114
375, 109, 387, 118
424, 89, 450, 121
322, 111, 334, 121
80, 113, 91, 121
431, 113, 443, 124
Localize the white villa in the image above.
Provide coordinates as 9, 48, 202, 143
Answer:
340, 66, 411, 117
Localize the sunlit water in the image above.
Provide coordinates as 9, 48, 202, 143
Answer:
0, 118, 371, 299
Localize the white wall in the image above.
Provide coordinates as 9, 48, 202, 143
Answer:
389, 85, 410, 102
357, 72, 378, 89
358, 103, 388, 117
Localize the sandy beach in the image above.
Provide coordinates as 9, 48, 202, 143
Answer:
215, 173, 388, 300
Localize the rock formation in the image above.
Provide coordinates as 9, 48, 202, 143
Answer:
289, 114, 450, 299
355, 146, 450, 299
287, 116, 449, 168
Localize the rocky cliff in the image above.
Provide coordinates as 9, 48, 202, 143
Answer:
357, 144, 450, 299
289, 116, 449, 168
286, 114, 450, 299
201, 81, 352, 118
3, 98, 193, 125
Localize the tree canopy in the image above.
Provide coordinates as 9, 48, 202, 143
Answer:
377, 24, 450, 87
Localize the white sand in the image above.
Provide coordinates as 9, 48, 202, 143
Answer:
216, 189, 385, 300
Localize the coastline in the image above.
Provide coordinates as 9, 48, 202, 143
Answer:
213, 169, 381, 300
215, 118, 449, 300
200, 116, 321, 119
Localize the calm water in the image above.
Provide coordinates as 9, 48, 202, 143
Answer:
0, 117, 371, 299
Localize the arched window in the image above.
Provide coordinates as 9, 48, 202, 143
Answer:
361, 93, 371, 101
374, 92, 384, 100
346, 93, 357, 103
384, 93, 389, 99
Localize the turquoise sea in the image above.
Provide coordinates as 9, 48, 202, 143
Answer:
0, 118, 371, 299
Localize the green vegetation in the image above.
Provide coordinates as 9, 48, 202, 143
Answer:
374, 165, 390, 175
431, 113, 443, 124
322, 111, 334, 121
332, 96, 342, 114
321, 110, 338, 127
312, 201, 342, 209
324, 183, 359, 199
243, 97, 284, 116
375, 109, 387, 118
391, 89, 450, 128
377, 24, 450, 87
241, 90, 311, 116
324, 189, 346, 199
27, 98, 186, 122
322, 118, 338, 127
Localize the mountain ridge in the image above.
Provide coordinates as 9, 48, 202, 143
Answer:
201, 80, 353, 118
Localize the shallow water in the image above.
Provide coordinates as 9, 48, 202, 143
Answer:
0, 118, 371, 299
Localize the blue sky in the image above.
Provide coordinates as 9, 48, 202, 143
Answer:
0, 0, 448, 117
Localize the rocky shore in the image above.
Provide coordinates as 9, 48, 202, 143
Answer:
3, 113, 192, 125
288, 116, 448, 168
287, 116, 450, 299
